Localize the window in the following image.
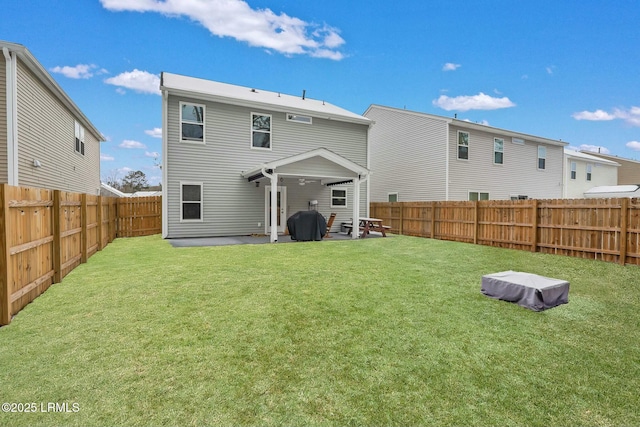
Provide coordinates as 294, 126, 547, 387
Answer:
180, 103, 205, 143
586, 164, 592, 181
457, 131, 469, 160
537, 146, 546, 170
74, 121, 85, 155
180, 182, 203, 221
570, 161, 577, 179
469, 191, 489, 201
331, 188, 347, 208
494, 138, 504, 164
388, 193, 399, 202
252, 113, 271, 149
286, 113, 312, 124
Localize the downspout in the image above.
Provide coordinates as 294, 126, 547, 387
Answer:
261, 167, 278, 243
3, 47, 18, 186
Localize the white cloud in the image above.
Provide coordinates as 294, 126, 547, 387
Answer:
433, 92, 516, 112
442, 63, 461, 71
145, 151, 160, 158
100, 0, 345, 60
105, 69, 160, 95
572, 107, 640, 126
579, 144, 611, 154
145, 128, 163, 138
572, 110, 616, 121
50, 64, 100, 79
119, 139, 147, 149
546, 65, 555, 75
100, 153, 115, 161
626, 141, 640, 151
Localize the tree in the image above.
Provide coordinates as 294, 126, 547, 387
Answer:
121, 170, 149, 193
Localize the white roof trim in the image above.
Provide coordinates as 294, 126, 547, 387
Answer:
161, 72, 371, 126
0, 40, 104, 142
564, 149, 620, 166
241, 148, 369, 179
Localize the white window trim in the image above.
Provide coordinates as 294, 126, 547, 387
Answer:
570, 161, 577, 180
286, 113, 312, 124
180, 181, 203, 222
251, 112, 272, 151
74, 120, 85, 156
331, 187, 348, 208
180, 101, 206, 145
537, 146, 546, 170
388, 192, 399, 202
457, 131, 469, 161
468, 191, 490, 201
493, 137, 504, 165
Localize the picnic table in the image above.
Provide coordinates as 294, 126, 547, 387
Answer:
344, 217, 390, 238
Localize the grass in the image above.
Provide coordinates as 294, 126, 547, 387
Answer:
0, 234, 639, 426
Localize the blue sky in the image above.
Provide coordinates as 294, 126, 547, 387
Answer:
2, 0, 640, 185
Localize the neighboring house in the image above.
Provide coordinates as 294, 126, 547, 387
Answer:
130, 190, 162, 197
364, 105, 568, 202
582, 152, 640, 185
563, 149, 619, 198
1, 41, 103, 194
160, 72, 372, 241
100, 182, 128, 197
584, 184, 640, 198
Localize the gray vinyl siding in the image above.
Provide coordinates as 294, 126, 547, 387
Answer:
14, 58, 100, 194
366, 106, 448, 202
447, 124, 564, 200
166, 95, 368, 238
0, 54, 6, 183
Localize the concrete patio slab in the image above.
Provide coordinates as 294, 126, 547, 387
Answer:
167, 232, 387, 247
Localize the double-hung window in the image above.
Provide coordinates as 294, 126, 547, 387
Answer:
570, 161, 577, 179
180, 103, 205, 143
586, 164, 592, 181
457, 131, 469, 160
331, 188, 347, 208
494, 138, 504, 164
537, 146, 546, 170
181, 182, 203, 221
252, 113, 271, 149
74, 121, 85, 155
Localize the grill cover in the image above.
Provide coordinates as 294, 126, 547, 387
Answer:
286, 211, 327, 241
481, 271, 569, 311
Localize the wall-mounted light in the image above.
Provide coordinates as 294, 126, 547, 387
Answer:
33, 159, 42, 168
255, 181, 260, 187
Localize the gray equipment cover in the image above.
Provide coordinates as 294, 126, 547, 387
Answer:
481, 271, 569, 311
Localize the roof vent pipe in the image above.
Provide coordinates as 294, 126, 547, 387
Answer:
302, 89, 306, 100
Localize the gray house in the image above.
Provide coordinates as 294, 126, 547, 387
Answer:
364, 105, 568, 202
160, 73, 371, 241
1, 41, 103, 194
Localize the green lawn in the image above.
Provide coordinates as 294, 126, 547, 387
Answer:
0, 234, 639, 426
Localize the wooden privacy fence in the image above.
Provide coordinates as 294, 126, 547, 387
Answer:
0, 184, 162, 325
370, 198, 640, 266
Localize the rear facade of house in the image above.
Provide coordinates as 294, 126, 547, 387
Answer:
161, 72, 371, 239
563, 149, 619, 198
1, 41, 103, 194
583, 152, 640, 186
365, 105, 567, 202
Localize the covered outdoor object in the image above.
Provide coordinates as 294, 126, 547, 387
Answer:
481, 271, 569, 311
286, 211, 327, 241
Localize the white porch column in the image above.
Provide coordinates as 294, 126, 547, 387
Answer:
270, 173, 278, 243
352, 177, 360, 239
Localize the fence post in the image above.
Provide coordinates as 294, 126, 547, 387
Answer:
473, 201, 479, 245
0, 184, 12, 325
97, 196, 103, 251
531, 199, 539, 252
398, 202, 404, 235
430, 201, 436, 239
53, 190, 62, 283
619, 198, 629, 266
81, 193, 87, 263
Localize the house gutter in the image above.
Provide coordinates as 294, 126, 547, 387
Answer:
3, 47, 18, 185
261, 167, 278, 243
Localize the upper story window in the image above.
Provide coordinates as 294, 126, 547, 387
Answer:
537, 146, 546, 170
74, 121, 85, 155
180, 102, 205, 143
570, 161, 577, 179
586, 164, 592, 181
252, 113, 271, 149
494, 138, 504, 164
331, 188, 347, 208
457, 131, 469, 160
286, 113, 312, 124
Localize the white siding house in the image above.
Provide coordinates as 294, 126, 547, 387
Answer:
1, 41, 103, 194
364, 105, 568, 202
161, 73, 371, 241
563, 149, 619, 198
